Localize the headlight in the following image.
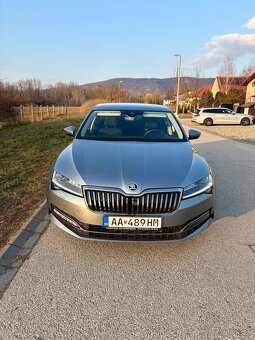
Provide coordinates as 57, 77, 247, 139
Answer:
182, 175, 213, 199
52, 170, 83, 197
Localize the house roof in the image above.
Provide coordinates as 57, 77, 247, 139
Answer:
239, 102, 255, 108
194, 84, 212, 97
216, 76, 246, 93
241, 72, 255, 86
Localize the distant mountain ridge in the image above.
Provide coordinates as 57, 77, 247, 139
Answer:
81, 77, 215, 95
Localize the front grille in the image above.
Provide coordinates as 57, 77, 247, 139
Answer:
51, 205, 211, 241
84, 189, 181, 214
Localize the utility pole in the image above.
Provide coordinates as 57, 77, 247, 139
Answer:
118, 80, 123, 103
174, 54, 181, 117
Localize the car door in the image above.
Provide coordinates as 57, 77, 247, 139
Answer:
202, 109, 214, 123
222, 109, 237, 124
211, 108, 223, 124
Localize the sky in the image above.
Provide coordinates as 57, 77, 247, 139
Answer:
0, 0, 255, 85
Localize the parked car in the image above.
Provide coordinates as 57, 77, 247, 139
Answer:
48, 103, 214, 242
192, 107, 253, 126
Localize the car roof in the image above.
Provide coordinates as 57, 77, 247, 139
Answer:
92, 103, 172, 112
202, 107, 230, 110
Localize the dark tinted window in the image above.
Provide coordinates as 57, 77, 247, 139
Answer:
203, 109, 215, 113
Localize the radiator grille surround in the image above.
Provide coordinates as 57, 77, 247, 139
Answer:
84, 188, 182, 214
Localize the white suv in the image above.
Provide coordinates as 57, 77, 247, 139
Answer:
192, 108, 253, 126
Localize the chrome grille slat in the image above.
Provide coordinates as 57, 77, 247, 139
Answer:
173, 193, 179, 210
97, 192, 101, 210
155, 194, 159, 211
141, 196, 145, 211
168, 193, 173, 211
164, 193, 169, 211
159, 193, 164, 212
84, 189, 181, 214
116, 193, 119, 211
121, 195, 124, 212
111, 193, 115, 212
150, 194, 154, 212
102, 192, 106, 210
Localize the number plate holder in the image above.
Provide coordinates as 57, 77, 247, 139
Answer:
103, 216, 162, 229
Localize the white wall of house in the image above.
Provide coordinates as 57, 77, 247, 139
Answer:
211, 78, 220, 98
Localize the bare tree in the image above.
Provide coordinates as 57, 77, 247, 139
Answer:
218, 57, 236, 94
240, 60, 255, 77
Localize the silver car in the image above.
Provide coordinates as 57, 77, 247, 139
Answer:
48, 103, 214, 242
192, 107, 253, 126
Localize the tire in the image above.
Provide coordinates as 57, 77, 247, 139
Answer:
241, 118, 250, 126
204, 118, 213, 126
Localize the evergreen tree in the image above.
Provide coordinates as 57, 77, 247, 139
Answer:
214, 92, 227, 106
200, 90, 214, 107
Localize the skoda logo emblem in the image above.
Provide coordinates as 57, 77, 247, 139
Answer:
129, 182, 138, 191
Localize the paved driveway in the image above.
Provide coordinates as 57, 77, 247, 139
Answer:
0, 126, 255, 339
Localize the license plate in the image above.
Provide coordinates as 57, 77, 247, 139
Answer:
103, 216, 162, 229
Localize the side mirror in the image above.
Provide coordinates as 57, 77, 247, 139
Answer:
188, 129, 201, 140
64, 126, 76, 137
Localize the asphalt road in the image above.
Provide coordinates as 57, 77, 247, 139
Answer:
0, 124, 255, 340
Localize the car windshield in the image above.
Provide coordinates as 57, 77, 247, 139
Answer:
76, 110, 187, 142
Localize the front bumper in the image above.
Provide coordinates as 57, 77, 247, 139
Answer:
47, 188, 214, 242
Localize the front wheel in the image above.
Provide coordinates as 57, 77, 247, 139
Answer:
241, 118, 250, 126
204, 118, 213, 126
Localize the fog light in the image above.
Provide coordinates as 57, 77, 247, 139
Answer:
53, 207, 79, 227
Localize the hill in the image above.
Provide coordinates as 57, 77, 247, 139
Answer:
81, 77, 214, 95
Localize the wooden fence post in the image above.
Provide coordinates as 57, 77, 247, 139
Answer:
65, 105, 67, 114
40, 105, 43, 120
61, 105, 64, 114
31, 105, 34, 122
19, 105, 23, 119
52, 105, 55, 117
46, 105, 49, 119
58, 105, 60, 115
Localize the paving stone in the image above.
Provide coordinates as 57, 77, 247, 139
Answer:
34, 208, 48, 221
0, 245, 21, 267
8, 229, 32, 248
23, 219, 49, 234
0, 265, 6, 275
23, 233, 41, 250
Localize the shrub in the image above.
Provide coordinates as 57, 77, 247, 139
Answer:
0, 96, 20, 126
80, 99, 106, 115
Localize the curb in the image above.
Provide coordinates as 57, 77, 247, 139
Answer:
0, 200, 50, 297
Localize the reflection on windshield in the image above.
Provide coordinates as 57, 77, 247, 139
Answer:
77, 110, 186, 142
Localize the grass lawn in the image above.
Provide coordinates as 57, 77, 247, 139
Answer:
0, 112, 86, 248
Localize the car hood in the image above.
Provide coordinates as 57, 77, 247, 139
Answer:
55, 140, 210, 194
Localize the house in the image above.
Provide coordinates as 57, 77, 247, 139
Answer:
211, 76, 246, 98
237, 102, 255, 115
241, 72, 255, 103
175, 84, 213, 107
192, 84, 212, 99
